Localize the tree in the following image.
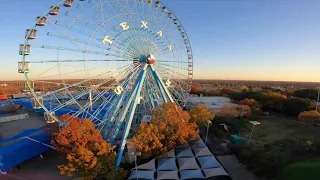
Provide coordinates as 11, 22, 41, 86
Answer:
220, 88, 234, 97
190, 82, 201, 95
239, 98, 260, 111
131, 103, 198, 158
260, 91, 286, 109
0, 89, 6, 95
52, 114, 126, 180
293, 89, 318, 100
189, 104, 215, 125
237, 105, 252, 118
284, 97, 316, 116
218, 105, 239, 118
298, 110, 320, 124
240, 85, 249, 92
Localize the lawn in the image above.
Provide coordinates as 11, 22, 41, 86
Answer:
237, 115, 320, 147
280, 158, 320, 180
213, 115, 320, 179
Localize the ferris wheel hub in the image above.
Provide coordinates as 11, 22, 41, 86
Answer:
147, 54, 156, 65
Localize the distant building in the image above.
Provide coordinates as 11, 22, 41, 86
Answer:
188, 95, 238, 114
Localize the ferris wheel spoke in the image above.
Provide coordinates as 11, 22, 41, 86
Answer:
157, 62, 189, 71
46, 63, 138, 116
32, 45, 132, 59
38, 63, 134, 99
157, 60, 189, 63
27, 59, 132, 63
71, 65, 141, 126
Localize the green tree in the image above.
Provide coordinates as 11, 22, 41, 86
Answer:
284, 97, 316, 116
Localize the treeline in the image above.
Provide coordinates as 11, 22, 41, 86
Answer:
191, 86, 318, 117
0, 88, 21, 95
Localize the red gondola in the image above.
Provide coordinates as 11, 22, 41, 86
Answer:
49, 6, 60, 15
25, 29, 37, 40
64, 0, 74, 7
36, 16, 47, 26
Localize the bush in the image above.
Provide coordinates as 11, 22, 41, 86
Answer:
298, 110, 320, 124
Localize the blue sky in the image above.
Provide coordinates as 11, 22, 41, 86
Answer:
0, 0, 319, 82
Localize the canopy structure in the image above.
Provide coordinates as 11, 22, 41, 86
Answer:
130, 137, 230, 179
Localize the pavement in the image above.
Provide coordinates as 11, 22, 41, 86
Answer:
0, 152, 73, 180
0, 108, 45, 139
199, 126, 258, 180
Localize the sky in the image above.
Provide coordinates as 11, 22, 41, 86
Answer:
0, 0, 319, 82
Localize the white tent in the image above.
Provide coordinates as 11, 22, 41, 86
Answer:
197, 156, 222, 169
189, 140, 206, 148
202, 168, 229, 178
156, 170, 179, 180
159, 149, 175, 158
157, 158, 178, 171
193, 147, 213, 157
178, 157, 200, 170
134, 159, 156, 171
128, 170, 155, 180
176, 148, 194, 157
180, 169, 205, 180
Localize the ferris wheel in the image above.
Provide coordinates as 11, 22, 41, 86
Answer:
19, 0, 193, 165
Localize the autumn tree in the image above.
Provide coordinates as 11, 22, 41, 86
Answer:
240, 85, 249, 92
190, 82, 201, 95
220, 88, 234, 97
52, 114, 126, 180
131, 103, 198, 158
189, 104, 215, 125
298, 110, 320, 124
218, 105, 239, 118
260, 91, 286, 109
236, 105, 252, 118
239, 98, 260, 111
0, 89, 6, 95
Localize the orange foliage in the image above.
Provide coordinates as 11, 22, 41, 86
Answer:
237, 105, 252, 117
131, 103, 199, 158
189, 104, 215, 125
239, 98, 260, 111
52, 114, 126, 179
218, 105, 251, 118
0, 88, 20, 95
218, 105, 239, 118
298, 110, 320, 123
190, 82, 201, 94
240, 85, 249, 92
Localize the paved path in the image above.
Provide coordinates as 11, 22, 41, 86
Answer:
0, 152, 73, 180
199, 126, 258, 180
216, 155, 258, 180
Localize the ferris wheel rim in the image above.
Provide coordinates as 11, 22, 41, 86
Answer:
20, 0, 193, 125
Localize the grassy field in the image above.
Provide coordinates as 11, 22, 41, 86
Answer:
238, 115, 320, 147
280, 158, 320, 180
214, 115, 320, 179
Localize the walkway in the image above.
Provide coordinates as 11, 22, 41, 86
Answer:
199, 126, 258, 180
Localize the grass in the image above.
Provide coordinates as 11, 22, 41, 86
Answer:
237, 116, 320, 147
219, 115, 320, 179
280, 158, 320, 180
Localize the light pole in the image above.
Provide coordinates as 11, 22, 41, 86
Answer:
130, 151, 141, 180
247, 121, 260, 145
205, 120, 212, 145
316, 87, 319, 111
